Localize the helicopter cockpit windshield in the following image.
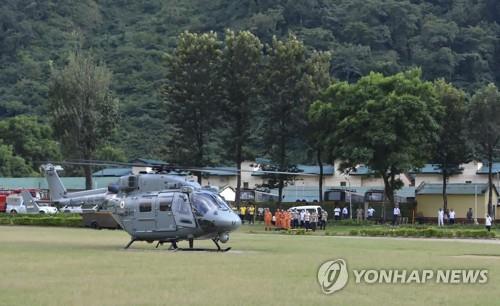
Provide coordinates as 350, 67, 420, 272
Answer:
192, 193, 230, 216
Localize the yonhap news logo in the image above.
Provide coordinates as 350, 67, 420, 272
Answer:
317, 258, 488, 295
317, 259, 349, 294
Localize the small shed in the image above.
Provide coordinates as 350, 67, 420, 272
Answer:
415, 183, 498, 220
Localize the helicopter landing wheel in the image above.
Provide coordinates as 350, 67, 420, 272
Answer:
124, 238, 137, 249
212, 239, 231, 252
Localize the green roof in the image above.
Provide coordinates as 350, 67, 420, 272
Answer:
0, 177, 119, 190
416, 183, 498, 196
477, 162, 500, 174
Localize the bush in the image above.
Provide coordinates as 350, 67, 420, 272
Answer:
349, 229, 359, 236
0, 218, 11, 225
2, 214, 83, 228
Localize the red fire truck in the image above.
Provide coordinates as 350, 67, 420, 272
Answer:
0, 189, 45, 213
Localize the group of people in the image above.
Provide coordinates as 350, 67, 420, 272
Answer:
238, 205, 256, 225
333, 205, 376, 222
263, 208, 328, 232
438, 207, 494, 231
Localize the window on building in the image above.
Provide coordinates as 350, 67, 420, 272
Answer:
243, 182, 249, 189
465, 181, 472, 184
340, 182, 347, 187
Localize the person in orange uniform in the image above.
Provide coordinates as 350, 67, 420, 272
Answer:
287, 210, 292, 229
276, 209, 282, 229
264, 208, 272, 231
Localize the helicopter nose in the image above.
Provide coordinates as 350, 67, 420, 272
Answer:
214, 211, 241, 232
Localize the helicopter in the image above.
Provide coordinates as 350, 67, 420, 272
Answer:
41, 163, 241, 252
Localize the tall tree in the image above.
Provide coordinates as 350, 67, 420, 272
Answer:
304, 51, 332, 204
313, 69, 441, 212
220, 30, 263, 208
162, 31, 222, 182
48, 52, 119, 190
468, 83, 500, 216
261, 35, 316, 205
432, 80, 470, 212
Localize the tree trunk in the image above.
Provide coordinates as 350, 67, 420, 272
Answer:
278, 177, 284, 207
382, 172, 395, 222
235, 145, 242, 209
488, 150, 493, 215
317, 147, 323, 204
84, 165, 92, 190
442, 168, 448, 212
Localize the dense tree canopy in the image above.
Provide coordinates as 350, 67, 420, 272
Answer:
311, 70, 442, 210
2, 0, 500, 164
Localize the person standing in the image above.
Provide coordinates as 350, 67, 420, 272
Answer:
356, 207, 364, 223
367, 206, 375, 220
264, 208, 272, 231
437, 208, 444, 227
304, 210, 311, 231
334, 206, 341, 221
239, 206, 246, 224
321, 210, 328, 230
245, 206, 252, 225
342, 206, 349, 220
449, 209, 456, 225
300, 209, 305, 228
466, 208, 473, 224
311, 210, 318, 232
248, 205, 255, 224
485, 214, 493, 232
392, 205, 400, 226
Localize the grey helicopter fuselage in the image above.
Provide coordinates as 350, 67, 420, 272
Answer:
106, 173, 242, 245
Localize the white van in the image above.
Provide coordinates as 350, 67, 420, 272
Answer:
287, 205, 324, 214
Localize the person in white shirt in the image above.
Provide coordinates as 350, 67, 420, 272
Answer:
449, 209, 456, 225
300, 210, 306, 228
334, 207, 341, 221
304, 210, 311, 230
438, 208, 444, 227
367, 206, 375, 220
342, 207, 349, 220
392, 205, 400, 226
485, 214, 493, 232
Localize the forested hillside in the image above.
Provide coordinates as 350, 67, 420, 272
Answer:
1, 0, 500, 164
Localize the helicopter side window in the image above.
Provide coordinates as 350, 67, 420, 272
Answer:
212, 194, 230, 211
139, 200, 152, 212
192, 194, 217, 215
174, 194, 191, 215
159, 198, 173, 211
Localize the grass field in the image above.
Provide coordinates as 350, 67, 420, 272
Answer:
0, 225, 499, 306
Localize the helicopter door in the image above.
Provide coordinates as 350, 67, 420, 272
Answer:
172, 193, 196, 228
155, 194, 176, 231
136, 197, 155, 232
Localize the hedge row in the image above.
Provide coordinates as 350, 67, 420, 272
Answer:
341, 228, 496, 239
0, 216, 83, 227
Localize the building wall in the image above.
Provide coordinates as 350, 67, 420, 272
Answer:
414, 161, 500, 187
415, 193, 496, 219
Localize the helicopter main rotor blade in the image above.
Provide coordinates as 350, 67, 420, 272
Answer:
38, 160, 320, 176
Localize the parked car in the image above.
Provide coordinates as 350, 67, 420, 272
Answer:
287, 205, 324, 215
6, 193, 58, 215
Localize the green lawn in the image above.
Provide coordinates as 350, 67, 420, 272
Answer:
0, 225, 499, 306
